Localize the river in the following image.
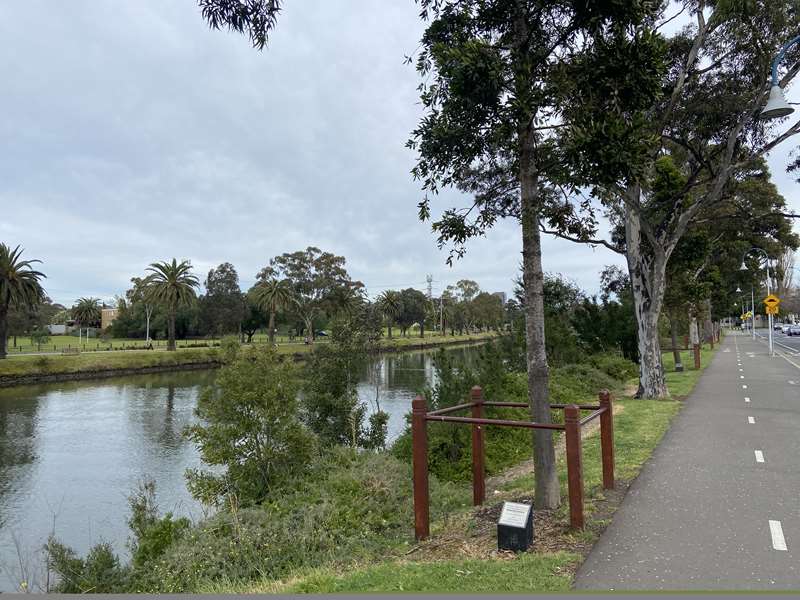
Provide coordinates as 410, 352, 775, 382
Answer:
0, 344, 482, 591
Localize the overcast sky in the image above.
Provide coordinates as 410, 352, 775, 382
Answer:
1, 2, 797, 307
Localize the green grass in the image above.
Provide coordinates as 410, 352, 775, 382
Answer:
662, 343, 716, 398
262, 344, 716, 595
0, 332, 499, 381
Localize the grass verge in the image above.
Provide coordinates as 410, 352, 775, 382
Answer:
0, 332, 499, 384
220, 345, 716, 594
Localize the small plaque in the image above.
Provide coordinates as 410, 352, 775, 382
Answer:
497, 501, 533, 552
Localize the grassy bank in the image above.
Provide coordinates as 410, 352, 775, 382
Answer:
0, 331, 499, 385
215, 346, 715, 594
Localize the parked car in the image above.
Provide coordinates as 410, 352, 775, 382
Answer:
782, 324, 791, 334
788, 325, 800, 336
774, 322, 784, 330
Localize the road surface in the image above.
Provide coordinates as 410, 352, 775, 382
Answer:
574, 331, 800, 590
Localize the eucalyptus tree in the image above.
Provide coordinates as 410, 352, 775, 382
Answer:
253, 278, 295, 344
257, 247, 362, 342
71, 297, 102, 329
377, 290, 402, 339
408, 0, 652, 508
127, 277, 156, 342
144, 259, 200, 351
557, 1, 800, 397
0, 244, 46, 359
198, 0, 282, 49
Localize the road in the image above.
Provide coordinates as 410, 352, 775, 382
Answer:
574, 331, 800, 590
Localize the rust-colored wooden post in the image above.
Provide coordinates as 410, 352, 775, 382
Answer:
411, 395, 430, 540
564, 404, 584, 530
470, 385, 485, 506
599, 390, 615, 490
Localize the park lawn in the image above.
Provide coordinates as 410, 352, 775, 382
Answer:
0, 332, 499, 381
662, 342, 717, 398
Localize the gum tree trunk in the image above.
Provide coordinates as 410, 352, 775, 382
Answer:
624, 198, 669, 398
669, 310, 683, 372
520, 133, 560, 510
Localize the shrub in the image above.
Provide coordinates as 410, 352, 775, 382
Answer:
589, 353, 638, 381
46, 539, 128, 593
185, 345, 316, 507
134, 450, 468, 592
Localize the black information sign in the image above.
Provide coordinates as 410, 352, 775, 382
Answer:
497, 501, 533, 552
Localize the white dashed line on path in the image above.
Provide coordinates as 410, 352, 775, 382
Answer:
755, 450, 765, 463
770, 520, 788, 551
748, 416, 755, 424
740, 375, 745, 379
745, 397, 751, 402
743, 385, 748, 389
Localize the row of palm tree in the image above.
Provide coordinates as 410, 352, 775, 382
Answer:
0, 244, 303, 356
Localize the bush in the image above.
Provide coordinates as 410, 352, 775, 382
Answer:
46, 539, 128, 593
185, 345, 316, 507
589, 353, 638, 381
133, 450, 468, 592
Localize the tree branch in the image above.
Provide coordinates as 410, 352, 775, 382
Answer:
539, 222, 623, 255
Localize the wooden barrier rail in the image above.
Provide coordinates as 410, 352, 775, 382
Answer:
411, 387, 615, 540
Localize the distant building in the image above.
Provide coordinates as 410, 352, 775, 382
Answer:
101, 308, 119, 330
492, 291, 507, 305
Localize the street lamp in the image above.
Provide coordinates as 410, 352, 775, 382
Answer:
741, 248, 774, 355
760, 35, 800, 120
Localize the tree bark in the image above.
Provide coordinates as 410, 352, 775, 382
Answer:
167, 307, 176, 351
520, 135, 560, 510
669, 310, 683, 372
624, 200, 668, 398
387, 322, 393, 339
268, 310, 276, 345
0, 303, 7, 359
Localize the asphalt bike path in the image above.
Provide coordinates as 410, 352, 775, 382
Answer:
574, 331, 800, 590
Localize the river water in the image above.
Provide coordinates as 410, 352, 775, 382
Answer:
0, 345, 481, 591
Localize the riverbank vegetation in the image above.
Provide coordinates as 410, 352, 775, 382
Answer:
0, 331, 499, 385
38, 287, 717, 593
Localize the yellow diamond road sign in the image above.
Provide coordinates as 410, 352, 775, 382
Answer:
766, 305, 779, 315
763, 294, 780, 306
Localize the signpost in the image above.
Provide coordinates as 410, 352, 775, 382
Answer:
763, 294, 780, 355
497, 501, 533, 552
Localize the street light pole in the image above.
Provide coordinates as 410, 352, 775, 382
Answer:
741, 248, 773, 355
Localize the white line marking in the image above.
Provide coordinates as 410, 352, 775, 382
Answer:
739, 368, 743, 372
748, 416, 755, 424
755, 450, 765, 463
745, 397, 751, 402
770, 520, 788, 551
740, 375, 745, 379
743, 384, 748, 389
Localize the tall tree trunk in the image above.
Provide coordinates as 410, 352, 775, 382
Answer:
167, 307, 176, 351
0, 304, 7, 359
669, 310, 683, 372
268, 310, 276, 345
387, 321, 393, 339
304, 316, 314, 342
624, 200, 668, 398
520, 139, 559, 510
420, 320, 425, 338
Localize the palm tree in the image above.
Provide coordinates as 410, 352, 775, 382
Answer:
253, 279, 294, 345
0, 244, 46, 359
144, 259, 199, 351
377, 290, 402, 339
71, 297, 102, 329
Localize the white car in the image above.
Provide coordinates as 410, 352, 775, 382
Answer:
782, 324, 791, 334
